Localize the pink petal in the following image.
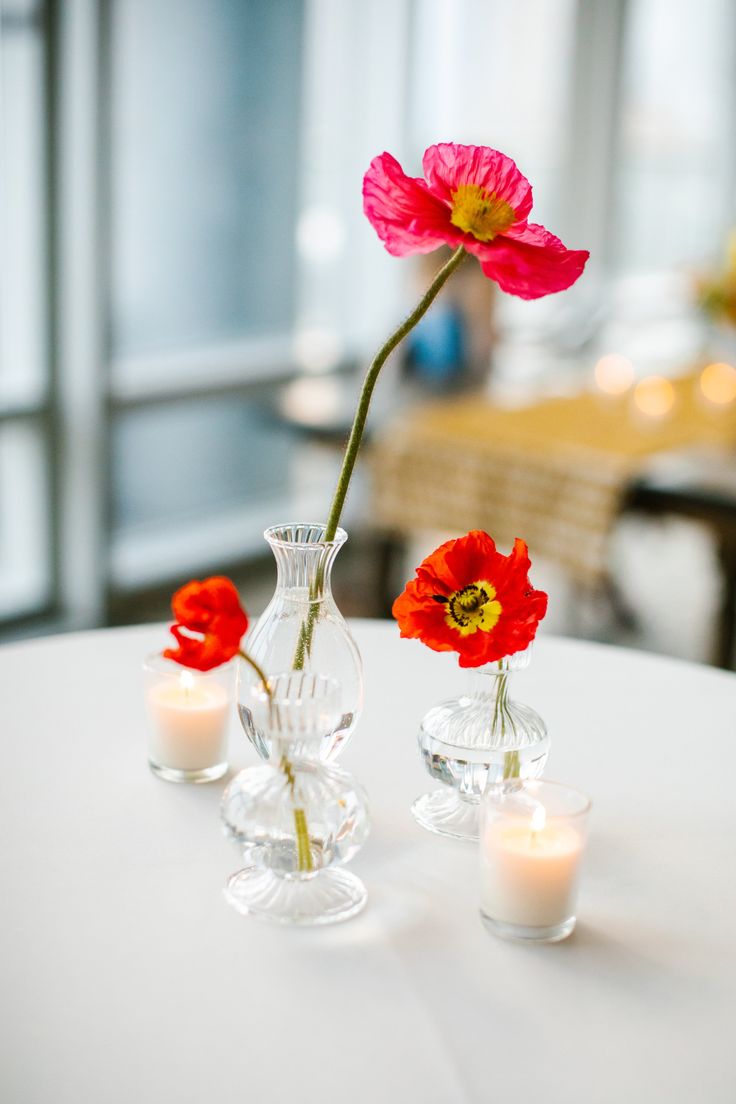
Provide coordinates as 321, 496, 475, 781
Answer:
478, 223, 589, 299
363, 152, 456, 256
422, 143, 533, 223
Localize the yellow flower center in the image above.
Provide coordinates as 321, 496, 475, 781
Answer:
449, 184, 515, 242
438, 580, 502, 637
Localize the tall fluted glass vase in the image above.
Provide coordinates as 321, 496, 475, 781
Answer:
239, 524, 364, 762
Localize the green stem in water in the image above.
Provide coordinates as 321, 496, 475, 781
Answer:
503, 748, 520, 780
491, 666, 520, 780
492, 668, 508, 740
239, 650, 313, 873
279, 755, 314, 874
293, 245, 468, 670
292, 577, 323, 672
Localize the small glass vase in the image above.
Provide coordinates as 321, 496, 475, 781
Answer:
221, 672, 370, 925
240, 523, 363, 762
411, 648, 549, 842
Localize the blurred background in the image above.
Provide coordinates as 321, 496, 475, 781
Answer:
2, 0, 736, 666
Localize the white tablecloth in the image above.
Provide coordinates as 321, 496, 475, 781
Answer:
1, 621, 735, 1103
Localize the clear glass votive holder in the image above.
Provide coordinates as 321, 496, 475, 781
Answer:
143, 654, 234, 783
479, 779, 591, 943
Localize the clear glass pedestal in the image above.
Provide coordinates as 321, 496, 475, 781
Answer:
221, 672, 370, 925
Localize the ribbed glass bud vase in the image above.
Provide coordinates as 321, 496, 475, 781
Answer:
239, 524, 364, 762
411, 648, 549, 841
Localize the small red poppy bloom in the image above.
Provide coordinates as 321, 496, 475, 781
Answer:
363, 143, 588, 299
392, 531, 547, 667
164, 576, 248, 671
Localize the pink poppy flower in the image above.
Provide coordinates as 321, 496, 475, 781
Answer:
363, 143, 589, 300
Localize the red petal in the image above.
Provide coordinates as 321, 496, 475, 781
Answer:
171, 581, 214, 632
414, 534, 472, 593
391, 530, 548, 666
442, 530, 501, 589
167, 576, 247, 671
479, 223, 589, 299
164, 624, 238, 671
422, 144, 533, 223
171, 576, 247, 639
363, 152, 457, 256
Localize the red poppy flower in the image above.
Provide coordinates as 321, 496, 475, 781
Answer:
164, 576, 248, 671
392, 531, 547, 667
363, 143, 588, 299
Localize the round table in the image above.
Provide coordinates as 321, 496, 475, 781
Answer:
1, 621, 735, 1103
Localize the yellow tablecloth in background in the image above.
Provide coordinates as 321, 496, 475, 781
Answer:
371, 374, 736, 583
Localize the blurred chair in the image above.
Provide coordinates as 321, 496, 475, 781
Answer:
628, 452, 736, 667
369, 372, 736, 665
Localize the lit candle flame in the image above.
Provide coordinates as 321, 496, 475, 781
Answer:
530, 805, 546, 836
180, 670, 195, 698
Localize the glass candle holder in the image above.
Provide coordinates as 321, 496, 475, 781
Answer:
479, 780, 591, 943
143, 654, 234, 783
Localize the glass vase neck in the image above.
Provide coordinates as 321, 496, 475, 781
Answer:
272, 732, 323, 765
467, 648, 532, 682
468, 670, 507, 704
264, 523, 347, 598
466, 648, 532, 704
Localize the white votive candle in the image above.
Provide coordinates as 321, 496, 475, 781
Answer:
480, 780, 590, 943
144, 656, 233, 783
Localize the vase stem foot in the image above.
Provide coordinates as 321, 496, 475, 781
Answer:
224, 866, 367, 926
411, 790, 480, 841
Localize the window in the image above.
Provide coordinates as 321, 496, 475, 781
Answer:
110, 0, 302, 359
2, 0, 315, 631
0, 0, 52, 623
1, 0, 735, 635
615, 0, 736, 273
107, 0, 310, 592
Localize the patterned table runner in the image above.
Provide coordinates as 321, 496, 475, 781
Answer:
371, 372, 736, 583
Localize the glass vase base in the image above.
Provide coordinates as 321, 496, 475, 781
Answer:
481, 912, 576, 944
411, 790, 479, 841
148, 760, 228, 784
224, 866, 367, 926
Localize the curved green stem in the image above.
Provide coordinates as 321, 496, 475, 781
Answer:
292, 246, 468, 671
238, 649, 271, 695
323, 245, 467, 543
